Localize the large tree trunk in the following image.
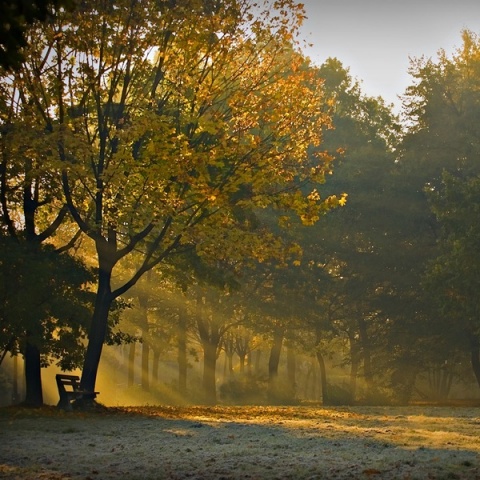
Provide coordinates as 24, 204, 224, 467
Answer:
80, 269, 113, 394
24, 341, 43, 407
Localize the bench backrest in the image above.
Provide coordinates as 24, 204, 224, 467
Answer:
56, 374, 81, 393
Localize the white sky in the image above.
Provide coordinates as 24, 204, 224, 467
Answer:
298, 0, 480, 112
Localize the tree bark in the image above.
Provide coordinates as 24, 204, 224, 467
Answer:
24, 341, 43, 407
80, 269, 113, 394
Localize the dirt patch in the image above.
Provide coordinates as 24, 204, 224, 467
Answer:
1, 405, 480, 479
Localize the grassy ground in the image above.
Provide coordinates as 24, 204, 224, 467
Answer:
1, 404, 480, 479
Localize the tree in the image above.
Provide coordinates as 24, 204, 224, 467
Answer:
4, 0, 341, 398
402, 30, 480, 392
0, 49, 94, 405
0, 239, 93, 406
274, 58, 404, 403
0, 0, 74, 69
426, 173, 480, 388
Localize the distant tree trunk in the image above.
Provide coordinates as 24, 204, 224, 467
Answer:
12, 354, 19, 404
139, 272, 153, 392
196, 294, 221, 405
247, 349, 252, 374
24, 341, 43, 407
268, 329, 283, 380
286, 344, 296, 396
254, 350, 261, 374
223, 334, 234, 379
391, 366, 416, 405
177, 306, 188, 395
234, 331, 250, 374
357, 317, 375, 397
202, 341, 218, 405
268, 328, 284, 402
469, 334, 480, 388
316, 351, 328, 404
141, 339, 150, 392
440, 366, 453, 399
304, 360, 317, 401
315, 327, 328, 404
428, 364, 453, 400
350, 357, 359, 401
128, 341, 136, 386
348, 331, 360, 402
238, 353, 246, 373
222, 352, 234, 380
138, 292, 150, 392
152, 348, 160, 384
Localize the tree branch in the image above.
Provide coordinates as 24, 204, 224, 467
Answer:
37, 204, 69, 243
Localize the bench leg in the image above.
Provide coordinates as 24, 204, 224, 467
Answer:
57, 395, 73, 411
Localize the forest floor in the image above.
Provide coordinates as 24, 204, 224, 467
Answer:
1, 404, 480, 479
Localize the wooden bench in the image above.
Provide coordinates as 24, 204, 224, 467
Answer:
56, 374, 99, 410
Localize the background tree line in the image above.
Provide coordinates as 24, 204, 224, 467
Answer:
1, 1, 480, 407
